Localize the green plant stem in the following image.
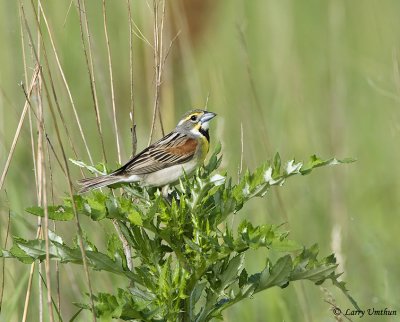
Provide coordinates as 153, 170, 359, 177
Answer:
145, 224, 192, 272
181, 275, 196, 322
7, 151, 356, 320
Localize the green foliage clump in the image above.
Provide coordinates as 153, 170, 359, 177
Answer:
1, 145, 358, 321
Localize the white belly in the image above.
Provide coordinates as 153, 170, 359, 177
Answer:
125, 159, 199, 187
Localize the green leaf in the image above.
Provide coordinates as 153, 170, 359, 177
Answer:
127, 210, 143, 226
9, 244, 34, 264
238, 268, 248, 288
191, 282, 206, 306
25, 206, 74, 221
9, 231, 139, 282
85, 194, 107, 221
69, 159, 106, 175
331, 278, 361, 311
291, 264, 338, 283
257, 255, 292, 291
4, 151, 358, 321
273, 152, 281, 176
220, 254, 244, 289
16, 238, 47, 259
105, 197, 122, 220
106, 234, 123, 261
203, 142, 222, 175
81, 289, 144, 320
270, 238, 302, 252
300, 155, 356, 175
69, 308, 83, 322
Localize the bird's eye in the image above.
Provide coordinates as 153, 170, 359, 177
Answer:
190, 115, 197, 121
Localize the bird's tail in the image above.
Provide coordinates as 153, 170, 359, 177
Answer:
78, 174, 122, 194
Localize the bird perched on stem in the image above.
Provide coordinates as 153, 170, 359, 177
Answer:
78, 109, 216, 193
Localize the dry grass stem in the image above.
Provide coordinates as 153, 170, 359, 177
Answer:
36, 67, 44, 322
162, 29, 181, 70
239, 122, 244, 178
19, 3, 39, 193
0, 66, 39, 192
19, 4, 41, 319
23, 3, 97, 320
22, 262, 37, 322
127, 0, 137, 157
0, 195, 11, 313
19, 81, 67, 177
33, 1, 54, 316
38, 264, 43, 322
39, 3, 94, 165
102, 0, 121, 164
148, 0, 166, 146
63, 0, 74, 28
27, 2, 84, 178
46, 134, 61, 316
28, 107, 39, 190
77, 0, 108, 164
44, 135, 66, 176
130, 17, 153, 49
112, 220, 133, 271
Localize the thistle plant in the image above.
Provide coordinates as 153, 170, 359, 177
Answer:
1, 145, 358, 321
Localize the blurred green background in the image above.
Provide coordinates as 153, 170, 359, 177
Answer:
1, 0, 399, 321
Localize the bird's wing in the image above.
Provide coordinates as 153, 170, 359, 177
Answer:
114, 132, 198, 176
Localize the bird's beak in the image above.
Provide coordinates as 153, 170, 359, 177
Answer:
200, 111, 217, 123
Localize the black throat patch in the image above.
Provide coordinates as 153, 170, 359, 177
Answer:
199, 127, 210, 142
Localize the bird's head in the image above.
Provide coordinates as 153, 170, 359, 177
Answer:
175, 109, 217, 140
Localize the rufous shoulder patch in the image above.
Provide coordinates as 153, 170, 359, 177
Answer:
167, 138, 197, 155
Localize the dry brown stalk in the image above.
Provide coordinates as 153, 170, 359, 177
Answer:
102, 0, 121, 164
39, 3, 94, 165
23, 3, 97, 320
148, 0, 166, 146
127, 0, 137, 157
0, 65, 39, 192
76, 0, 108, 164
0, 194, 11, 313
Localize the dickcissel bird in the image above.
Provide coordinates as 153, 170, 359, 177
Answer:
78, 109, 216, 193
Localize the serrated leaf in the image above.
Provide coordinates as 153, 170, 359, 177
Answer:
238, 268, 248, 288
191, 282, 206, 306
48, 230, 63, 244
9, 244, 34, 264
85, 196, 106, 221
69, 159, 105, 175
220, 254, 244, 289
106, 197, 121, 219
127, 210, 143, 226
285, 160, 303, 175
257, 255, 292, 291
107, 233, 123, 260
300, 156, 355, 175
4, 151, 358, 321
16, 239, 47, 259
273, 152, 281, 176
332, 278, 361, 311
291, 264, 338, 283
270, 239, 302, 252
25, 206, 74, 221
10, 233, 139, 282
69, 308, 84, 322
